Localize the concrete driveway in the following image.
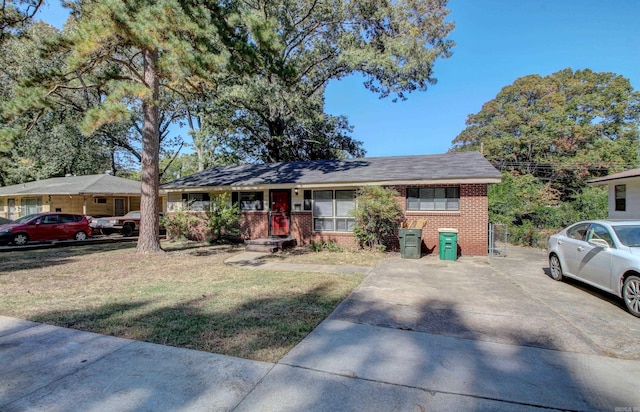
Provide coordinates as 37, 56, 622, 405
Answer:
244, 246, 640, 411
331, 245, 640, 360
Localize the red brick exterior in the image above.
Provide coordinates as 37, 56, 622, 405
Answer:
239, 211, 269, 239
236, 183, 490, 256
391, 184, 489, 256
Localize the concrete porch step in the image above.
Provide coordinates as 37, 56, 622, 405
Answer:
245, 237, 297, 253
245, 244, 279, 253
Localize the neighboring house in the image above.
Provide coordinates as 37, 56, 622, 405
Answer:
161, 151, 502, 256
588, 168, 640, 219
0, 173, 143, 220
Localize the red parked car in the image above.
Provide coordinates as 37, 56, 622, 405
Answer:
0, 213, 92, 246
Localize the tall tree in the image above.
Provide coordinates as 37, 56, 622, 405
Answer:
452, 69, 640, 195
0, 22, 122, 185
191, 0, 455, 164
5, 0, 275, 253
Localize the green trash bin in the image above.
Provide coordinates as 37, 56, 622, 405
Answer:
438, 228, 458, 261
399, 228, 422, 259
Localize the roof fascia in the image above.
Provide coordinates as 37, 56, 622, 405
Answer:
588, 176, 640, 185
166, 177, 502, 192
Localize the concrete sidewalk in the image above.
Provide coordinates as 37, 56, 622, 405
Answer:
2, 249, 640, 411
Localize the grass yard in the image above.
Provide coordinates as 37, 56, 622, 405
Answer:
263, 246, 387, 267
0, 241, 367, 362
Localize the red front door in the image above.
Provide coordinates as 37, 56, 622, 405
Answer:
270, 190, 290, 236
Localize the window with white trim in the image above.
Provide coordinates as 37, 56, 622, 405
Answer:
407, 187, 459, 211
313, 190, 356, 232
21, 197, 41, 216
182, 193, 210, 211
239, 192, 264, 211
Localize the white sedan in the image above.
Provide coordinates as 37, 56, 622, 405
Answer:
548, 220, 640, 317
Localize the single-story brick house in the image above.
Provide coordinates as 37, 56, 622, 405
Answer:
161, 151, 502, 256
0, 173, 143, 220
588, 168, 640, 220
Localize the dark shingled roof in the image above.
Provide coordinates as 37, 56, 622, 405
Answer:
162, 152, 502, 189
588, 168, 640, 184
0, 174, 141, 196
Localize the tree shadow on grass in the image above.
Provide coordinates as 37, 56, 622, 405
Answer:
24, 282, 340, 361
0, 242, 137, 273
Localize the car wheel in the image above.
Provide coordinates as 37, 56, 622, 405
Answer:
623, 275, 640, 318
74, 231, 88, 241
12, 233, 29, 246
549, 254, 563, 281
122, 224, 134, 237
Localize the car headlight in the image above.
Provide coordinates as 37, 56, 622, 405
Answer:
0, 227, 12, 233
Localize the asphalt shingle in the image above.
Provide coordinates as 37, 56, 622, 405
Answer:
161, 152, 501, 189
0, 174, 141, 196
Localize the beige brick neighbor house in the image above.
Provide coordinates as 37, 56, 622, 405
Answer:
161, 151, 502, 256
0, 173, 143, 220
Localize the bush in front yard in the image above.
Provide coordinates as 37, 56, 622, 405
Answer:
205, 192, 241, 242
161, 209, 199, 240
352, 186, 404, 251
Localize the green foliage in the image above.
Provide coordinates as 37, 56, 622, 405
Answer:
191, 0, 454, 163
205, 192, 241, 242
0, 0, 42, 43
0, 22, 116, 184
453, 68, 640, 195
456, 68, 638, 246
41, 0, 275, 252
488, 173, 561, 225
489, 173, 608, 247
352, 186, 403, 250
568, 185, 609, 221
310, 240, 343, 253
161, 209, 199, 241
159, 153, 200, 184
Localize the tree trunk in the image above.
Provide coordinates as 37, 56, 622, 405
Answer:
137, 48, 163, 254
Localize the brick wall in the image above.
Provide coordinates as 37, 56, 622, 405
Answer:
239, 212, 269, 239
231, 183, 489, 256
391, 184, 489, 256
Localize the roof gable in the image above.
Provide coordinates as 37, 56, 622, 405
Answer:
162, 152, 502, 189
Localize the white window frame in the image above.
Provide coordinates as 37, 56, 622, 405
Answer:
313, 190, 356, 232
239, 192, 264, 211
183, 193, 210, 211
21, 197, 42, 216
407, 187, 460, 211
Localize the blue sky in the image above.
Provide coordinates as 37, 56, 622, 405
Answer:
37, 0, 640, 158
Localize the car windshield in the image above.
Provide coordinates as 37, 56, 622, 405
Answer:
11, 214, 38, 224
612, 225, 640, 247
124, 211, 140, 218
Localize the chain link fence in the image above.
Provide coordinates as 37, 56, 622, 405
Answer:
488, 223, 508, 257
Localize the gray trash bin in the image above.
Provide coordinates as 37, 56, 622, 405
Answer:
399, 228, 422, 259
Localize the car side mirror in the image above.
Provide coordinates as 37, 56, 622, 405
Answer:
589, 238, 609, 248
